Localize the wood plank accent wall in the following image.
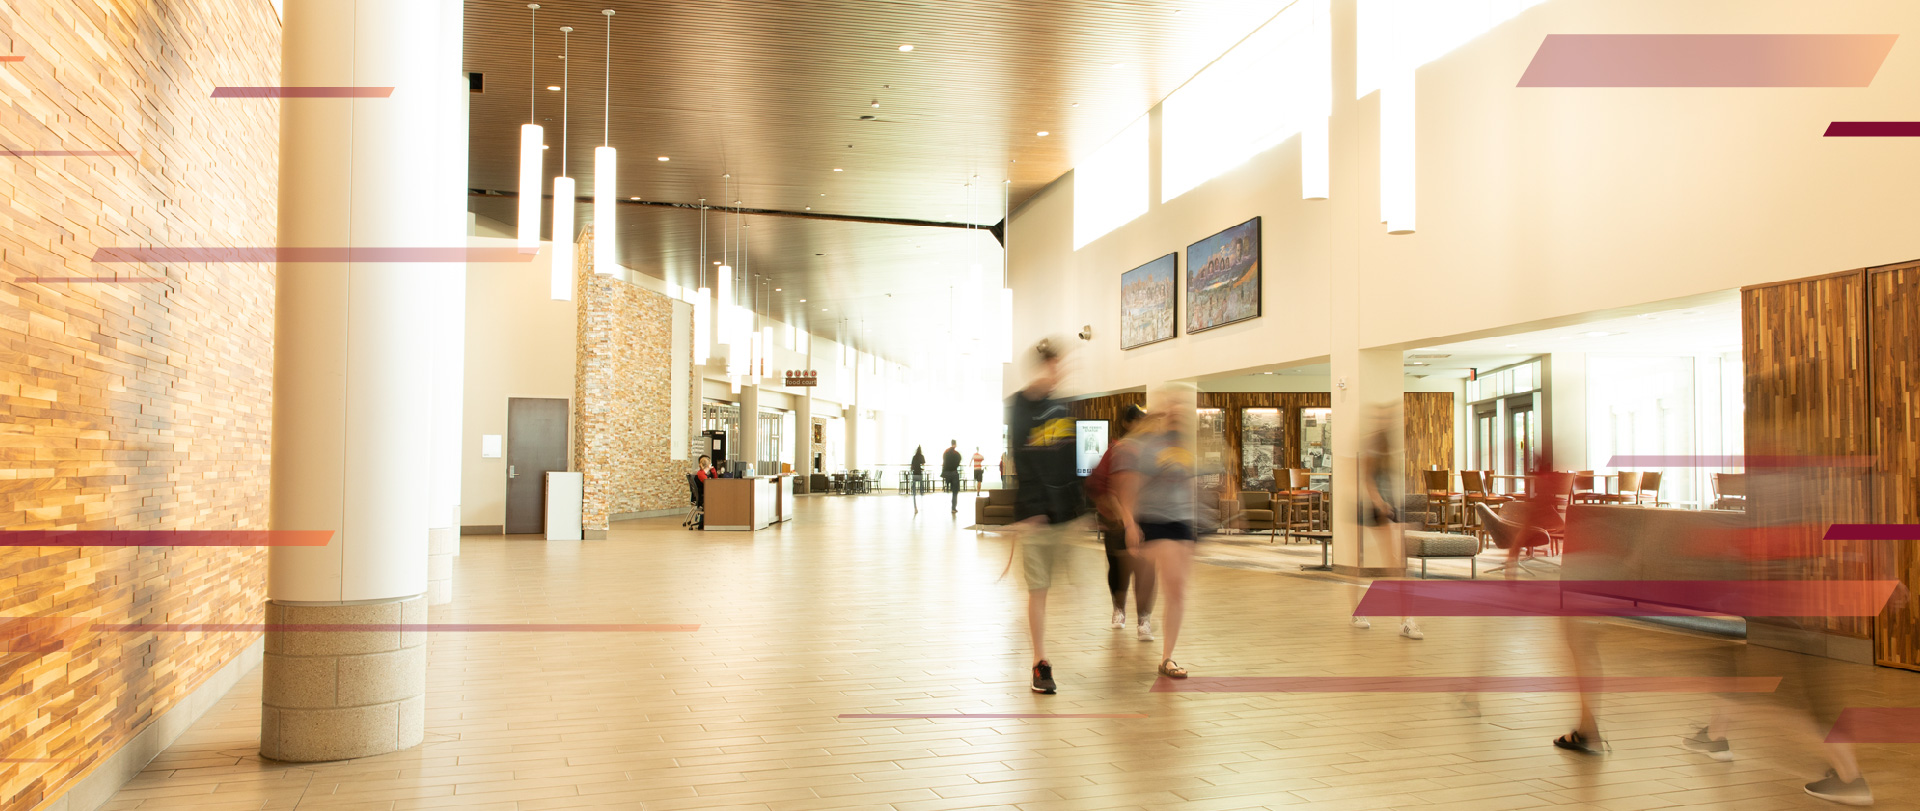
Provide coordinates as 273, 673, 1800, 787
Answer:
1404, 392, 1456, 495
1868, 260, 1920, 670
0, 1, 281, 807
1067, 391, 1453, 499
1741, 271, 1876, 642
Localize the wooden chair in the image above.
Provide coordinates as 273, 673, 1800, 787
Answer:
1279, 469, 1319, 539
1633, 471, 1667, 507
1460, 471, 1513, 539
1422, 469, 1465, 533
1711, 473, 1747, 510
1571, 470, 1629, 505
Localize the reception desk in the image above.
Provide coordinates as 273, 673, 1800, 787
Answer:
704, 475, 792, 531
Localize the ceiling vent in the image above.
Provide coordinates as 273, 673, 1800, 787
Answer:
1407, 353, 1451, 359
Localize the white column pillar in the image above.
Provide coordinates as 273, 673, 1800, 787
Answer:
426, 0, 467, 605
265, 0, 446, 762
738, 384, 760, 474
793, 390, 812, 490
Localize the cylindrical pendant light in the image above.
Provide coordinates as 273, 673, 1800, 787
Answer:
694, 199, 711, 364
549, 25, 574, 299
593, 9, 618, 274
518, 4, 544, 251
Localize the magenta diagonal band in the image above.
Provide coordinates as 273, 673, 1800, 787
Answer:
1518, 34, 1898, 87
1352, 580, 1900, 617
0, 530, 332, 547
1825, 122, 1920, 137
212, 86, 395, 98
93, 247, 537, 264
93, 623, 699, 633
1150, 676, 1781, 693
1603, 454, 1872, 468
14, 276, 166, 283
1824, 524, 1920, 540
2, 149, 137, 157
1825, 708, 1920, 742
839, 713, 1147, 719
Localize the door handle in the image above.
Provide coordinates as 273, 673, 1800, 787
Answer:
508, 465, 516, 479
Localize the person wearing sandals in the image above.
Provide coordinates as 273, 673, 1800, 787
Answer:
1115, 383, 1199, 680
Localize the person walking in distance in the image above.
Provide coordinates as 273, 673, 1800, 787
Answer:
943, 440, 964, 513
972, 447, 987, 492
1353, 408, 1425, 640
1006, 339, 1083, 694
1088, 404, 1154, 641
1114, 384, 1200, 679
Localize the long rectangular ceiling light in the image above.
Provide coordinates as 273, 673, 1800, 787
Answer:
518, 124, 543, 249
550, 176, 574, 299
594, 145, 616, 274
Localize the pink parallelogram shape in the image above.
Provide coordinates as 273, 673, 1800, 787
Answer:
0, 530, 333, 547
1353, 580, 1901, 618
212, 86, 394, 98
1151, 676, 1781, 693
1826, 708, 1920, 742
1519, 34, 1898, 87
1825, 122, 1920, 137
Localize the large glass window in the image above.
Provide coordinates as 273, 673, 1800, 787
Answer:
1300, 407, 1333, 490
1588, 356, 1701, 507
1072, 115, 1149, 249
1466, 359, 1542, 479
701, 401, 742, 463
1196, 408, 1228, 491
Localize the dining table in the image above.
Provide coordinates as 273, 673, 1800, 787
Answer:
1489, 472, 1618, 496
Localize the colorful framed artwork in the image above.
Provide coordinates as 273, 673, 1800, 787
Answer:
1186, 216, 1261, 333
1120, 253, 1177, 350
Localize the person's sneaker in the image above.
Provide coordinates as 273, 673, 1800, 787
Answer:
1112, 610, 1127, 630
1399, 622, 1425, 640
1137, 617, 1154, 642
1804, 770, 1872, 806
1031, 660, 1057, 694
1350, 616, 1372, 630
1682, 726, 1732, 762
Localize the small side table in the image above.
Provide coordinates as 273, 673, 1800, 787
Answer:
1293, 530, 1334, 571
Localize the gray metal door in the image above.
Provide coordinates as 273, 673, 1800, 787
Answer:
506, 398, 569, 534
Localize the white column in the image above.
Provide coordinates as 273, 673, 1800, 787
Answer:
738, 384, 760, 474
426, 0, 467, 605
793, 389, 812, 489
265, 0, 446, 762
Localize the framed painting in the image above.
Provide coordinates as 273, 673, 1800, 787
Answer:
1186, 216, 1261, 333
1120, 253, 1176, 350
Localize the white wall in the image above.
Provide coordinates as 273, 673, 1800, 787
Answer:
1008, 0, 1920, 397
460, 216, 577, 529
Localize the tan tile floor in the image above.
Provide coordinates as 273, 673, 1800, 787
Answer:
103, 494, 1920, 810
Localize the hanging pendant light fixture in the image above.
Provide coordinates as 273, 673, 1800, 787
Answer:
1000, 179, 1014, 363
518, 4, 544, 251
549, 25, 575, 299
694, 198, 711, 364
594, 9, 619, 274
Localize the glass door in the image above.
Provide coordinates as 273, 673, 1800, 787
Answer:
1504, 395, 1539, 475
1300, 407, 1332, 491
1472, 402, 1498, 475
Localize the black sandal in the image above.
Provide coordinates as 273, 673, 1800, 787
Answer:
1552, 730, 1607, 754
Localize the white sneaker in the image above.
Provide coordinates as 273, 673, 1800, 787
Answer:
1350, 616, 1372, 630
1111, 610, 1126, 629
1400, 622, 1425, 640
1137, 618, 1154, 642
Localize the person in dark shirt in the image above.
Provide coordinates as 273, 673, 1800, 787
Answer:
1006, 338, 1082, 694
942, 441, 963, 513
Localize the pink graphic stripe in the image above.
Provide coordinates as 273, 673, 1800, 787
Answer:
0, 530, 332, 547
1825, 122, 1920, 137
840, 713, 1147, 719
1518, 34, 1898, 87
1603, 454, 1871, 468
93, 247, 536, 263
1353, 580, 1900, 617
1151, 676, 1781, 693
15, 276, 166, 283
2, 149, 137, 157
1826, 708, 1920, 742
94, 623, 699, 632
212, 86, 394, 98
1825, 524, 1920, 540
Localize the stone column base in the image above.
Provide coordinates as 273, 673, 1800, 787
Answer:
427, 526, 456, 605
261, 596, 426, 762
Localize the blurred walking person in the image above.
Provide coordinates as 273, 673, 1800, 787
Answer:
943, 440, 963, 513
1115, 384, 1199, 678
1352, 409, 1424, 640
1087, 404, 1154, 640
1006, 339, 1083, 694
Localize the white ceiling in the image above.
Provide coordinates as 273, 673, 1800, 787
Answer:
1404, 293, 1742, 378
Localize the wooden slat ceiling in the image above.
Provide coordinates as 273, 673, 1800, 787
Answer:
464, 0, 1293, 357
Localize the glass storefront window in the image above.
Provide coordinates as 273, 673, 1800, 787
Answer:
1240, 408, 1282, 491
1300, 407, 1332, 490
1196, 408, 1228, 491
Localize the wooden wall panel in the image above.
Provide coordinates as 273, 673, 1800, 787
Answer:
1404, 392, 1455, 495
1868, 260, 1920, 670
1742, 270, 1875, 641
0, 1, 280, 807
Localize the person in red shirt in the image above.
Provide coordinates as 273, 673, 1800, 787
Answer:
1086, 404, 1152, 640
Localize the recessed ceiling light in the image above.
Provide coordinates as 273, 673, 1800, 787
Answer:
1111, 62, 1127, 69
774, 288, 782, 291
546, 85, 561, 91
629, 196, 639, 200
1582, 331, 1611, 338
1036, 131, 1049, 137
869, 100, 880, 108
713, 261, 721, 265
657, 156, 669, 161
833, 168, 843, 172
898, 44, 913, 52
805, 206, 811, 210
1070, 102, 1080, 107
821, 308, 827, 311
1504, 343, 1518, 348
541, 144, 549, 149
820, 193, 826, 196
799, 299, 806, 302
